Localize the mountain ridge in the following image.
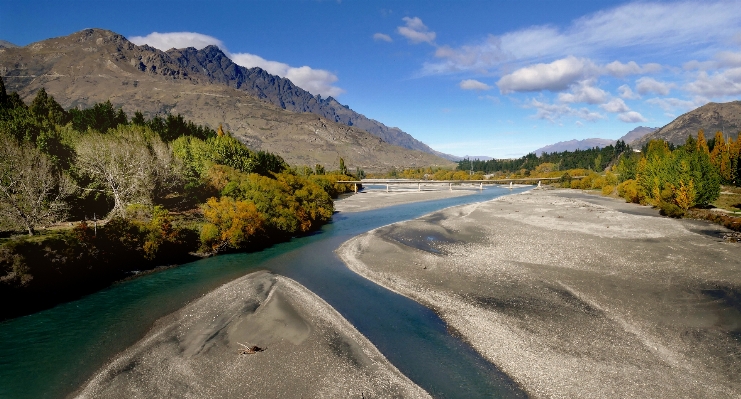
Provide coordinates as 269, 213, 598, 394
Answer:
634, 101, 741, 147
0, 29, 452, 172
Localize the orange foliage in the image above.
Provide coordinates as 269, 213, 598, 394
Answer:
201, 196, 264, 250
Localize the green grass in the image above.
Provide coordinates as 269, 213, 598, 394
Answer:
713, 186, 741, 213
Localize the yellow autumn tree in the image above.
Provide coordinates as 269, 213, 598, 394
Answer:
710, 131, 734, 184
696, 130, 709, 154
201, 196, 264, 251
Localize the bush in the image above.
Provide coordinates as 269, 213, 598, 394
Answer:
659, 202, 685, 218
617, 179, 640, 203
601, 185, 615, 196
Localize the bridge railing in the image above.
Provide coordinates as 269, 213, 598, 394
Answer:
334, 176, 584, 192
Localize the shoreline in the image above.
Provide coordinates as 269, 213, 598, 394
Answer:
337, 188, 741, 398
334, 184, 526, 213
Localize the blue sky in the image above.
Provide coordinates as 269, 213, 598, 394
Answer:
2, 0, 741, 158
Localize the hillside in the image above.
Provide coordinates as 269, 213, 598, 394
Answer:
634, 101, 741, 147
0, 29, 452, 171
618, 126, 656, 144
534, 138, 616, 156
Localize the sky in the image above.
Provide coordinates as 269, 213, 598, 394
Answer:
2, 0, 741, 158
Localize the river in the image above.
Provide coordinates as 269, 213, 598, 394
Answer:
0, 186, 530, 399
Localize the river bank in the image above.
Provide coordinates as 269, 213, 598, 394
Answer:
334, 184, 518, 213
73, 270, 429, 399
338, 188, 741, 398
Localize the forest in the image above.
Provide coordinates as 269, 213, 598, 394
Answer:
0, 77, 358, 320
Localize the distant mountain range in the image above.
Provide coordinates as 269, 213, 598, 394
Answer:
0, 29, 453, 171
534, 138, 617, 156
0, 40, 17, 49
532, 126, 657, 156
633, 101, 741, 147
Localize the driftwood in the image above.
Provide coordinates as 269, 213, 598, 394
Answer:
237, 342, 265, 355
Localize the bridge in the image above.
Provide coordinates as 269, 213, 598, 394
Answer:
336, 176, 583, 193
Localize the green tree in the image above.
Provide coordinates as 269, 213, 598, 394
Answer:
0, 134, 74, 235
75, 125, 180, 217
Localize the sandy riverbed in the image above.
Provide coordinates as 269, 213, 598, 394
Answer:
334, 184, 511, 213
338, 188, 741, 398
73, 271, 429, 399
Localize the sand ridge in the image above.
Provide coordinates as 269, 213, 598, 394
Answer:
73, 271, 430, 399
338, 188, 741, 398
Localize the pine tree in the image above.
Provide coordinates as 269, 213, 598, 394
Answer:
696, 130, 710, 154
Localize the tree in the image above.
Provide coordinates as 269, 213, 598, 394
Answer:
0, 76, 8, 108
201, 196, 264, 251
75, 125, 180, 218
710, 131, 735, 184
339, 157, 347, 175
0, 134, 74, 235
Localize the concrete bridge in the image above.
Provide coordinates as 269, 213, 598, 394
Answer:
336, 176, 584, 193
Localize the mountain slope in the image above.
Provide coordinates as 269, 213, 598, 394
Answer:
165, 45, 456, 160
618, 126, 656, 144
534, 138, 616, 156
0, 29, 452, 171
634, 101, 741, 147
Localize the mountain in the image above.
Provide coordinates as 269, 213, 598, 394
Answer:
0, 29, 452, 172
618, 126, 656, 144
166, 46, 456, 161
0, 40, 17, 49
633, 101, 741, 147
533, 138, 616, 156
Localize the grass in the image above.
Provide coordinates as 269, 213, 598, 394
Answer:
713, 186, 741, 213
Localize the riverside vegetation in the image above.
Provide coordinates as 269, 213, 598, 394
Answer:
0, 77, 359, 320
457, 135, 740, 230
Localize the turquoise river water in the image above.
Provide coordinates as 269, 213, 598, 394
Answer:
0, 186, 530, 399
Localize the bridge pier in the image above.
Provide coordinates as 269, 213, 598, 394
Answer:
449, 183, 452, 191
418, 183, 421, 192
480, 182, 483, 190
386, 183, 389, 193
354, 183, 357, 193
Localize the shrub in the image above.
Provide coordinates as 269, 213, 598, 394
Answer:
201, 196, 264, 251
659, 202, 685, 218
601, 185, 615, 196
617, 179, 640, 203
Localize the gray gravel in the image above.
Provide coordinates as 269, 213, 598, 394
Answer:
334, 185, 479, 213
73, 271, 430, 399
338, 188, 741, 398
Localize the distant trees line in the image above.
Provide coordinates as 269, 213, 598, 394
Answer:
457, 140, 630, 176
0, 77, 359, 320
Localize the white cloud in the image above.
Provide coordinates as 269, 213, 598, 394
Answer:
618, 111, 647, 123
373, 33, 393, 42
557, 79, 608, 104
685, 67, 741, 97
397, 17, 436, 44
715, 51, 741, 67
128, 31, 344, 97
617, 84, 640, 99
684, 50, 741, 70
459, 79, 492, 91
603, 61, 661, 77
497, 56, 595, 93
636, 77, 675, 95
129, 31, 223, 50
424, 1, 741, 74
529, 99, 605, 122
601, 98, 630, 113
646, 97, 701, 113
